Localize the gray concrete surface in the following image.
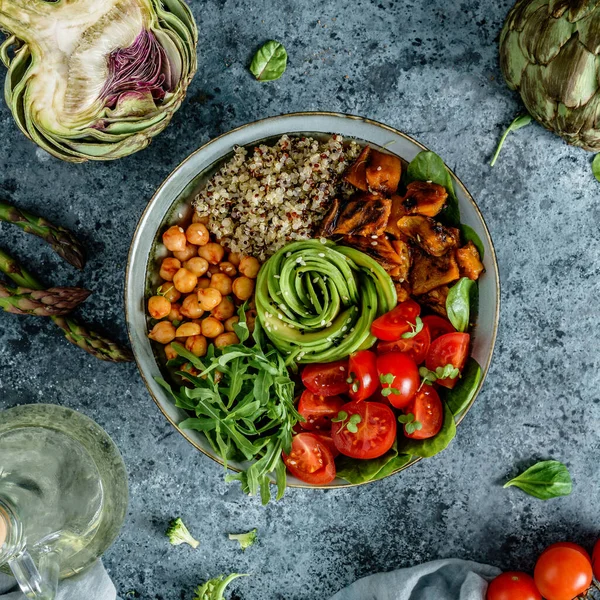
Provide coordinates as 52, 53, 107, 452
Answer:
1, 0, 599, 598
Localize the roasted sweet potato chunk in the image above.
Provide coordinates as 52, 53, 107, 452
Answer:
402, 181, 448, 217
366, 150, 402, 195
385, 194, 407, 238
332, 194, 391, 237
456, 241, 484, 281
420, 286, 450, 316
344, 146, 370, 191
397, 215, 459, 257
318, 197, 341, 237
410, 251, 460, 295
394, 281, 412, 303
342, 234, 410, 281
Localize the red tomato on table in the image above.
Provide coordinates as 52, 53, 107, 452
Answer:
377, 323, 431, 364
425, 332, 470, 389
486, 572, 541, 600
401, 387, 443, 440
297, 390, 345, 431
376, 352, 419, 409
370, 299, 421, 341
283, 433, 336, 485
302, 359, 350, 396
348, 350, 379, 401
331, 401, 396, 459
593, 539, 600, 580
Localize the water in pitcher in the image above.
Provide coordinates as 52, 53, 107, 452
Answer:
0, 425, 105, 575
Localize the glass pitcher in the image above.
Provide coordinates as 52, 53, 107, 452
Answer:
0, 404, 128, 599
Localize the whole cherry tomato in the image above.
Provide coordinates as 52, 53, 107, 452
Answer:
486, 571, 541, 600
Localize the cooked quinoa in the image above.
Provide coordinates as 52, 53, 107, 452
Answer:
193, 134, 361, 261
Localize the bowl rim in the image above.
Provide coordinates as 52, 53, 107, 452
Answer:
125, 110, 500, 489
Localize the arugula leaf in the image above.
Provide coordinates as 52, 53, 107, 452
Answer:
459, 224, 485, 260
406, 150, 460, 226
397, 402, 456, 458
446, 277, 476, 332
503, 460, 572, 500
249, 40, 288, 81
443, 358, 482, 416
335, 444, 412, 484
490, 114, 532, 167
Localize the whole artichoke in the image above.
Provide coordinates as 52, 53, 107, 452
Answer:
0, 0, 198, 162
500, 0, 600, 151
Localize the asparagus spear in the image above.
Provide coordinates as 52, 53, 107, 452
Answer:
0, 249, 132, 362
0, 283, 91, 316
0, 200, 85, 269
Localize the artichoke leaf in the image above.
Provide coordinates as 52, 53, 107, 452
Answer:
500, 28, 530, 88
575, 8, 600, 53
507, 0, 551, 32
521, 5, 575, 64
520, 63, 559, 123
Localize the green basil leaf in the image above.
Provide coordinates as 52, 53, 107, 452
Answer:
443, 357, 482, 416
406, 150, 460, 227
459, 224, 485, 260
490, 114, 532, 167
446, 277, 476, 332
397, 402, 456, 458
503, 460, 572, 500
249, 40, 288, 81
593, 154, 600, 182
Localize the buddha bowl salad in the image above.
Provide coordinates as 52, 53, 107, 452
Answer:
147, 134, 485, 503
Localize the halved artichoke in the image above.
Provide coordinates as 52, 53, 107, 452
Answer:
500, 0, 600, 151
0, 0, 198, 162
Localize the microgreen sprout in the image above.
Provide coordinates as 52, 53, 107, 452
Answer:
332, 410, 362, 433
398, 413, 423, 435
418, 364, 460, 390
157, 284, 174, 297
401, 316, 423, 339
346, 372, 360, 393
379, 372, 401, 397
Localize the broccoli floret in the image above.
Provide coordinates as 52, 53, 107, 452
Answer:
166, 517, 199, 549
194, 573, 247, 600
228, 528, 258, 551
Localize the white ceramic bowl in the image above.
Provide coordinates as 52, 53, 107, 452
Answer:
125, 112, 500, 488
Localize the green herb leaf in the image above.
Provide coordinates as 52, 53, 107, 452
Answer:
249, 40, 288, 81
379, 373, 394, 385
594, 154, 600, 182
397, 402, 456, 458
443, 357, 482, 416
459, 224, 485, 260
331, 410, 348, 423
435, 364, 460, 380
401, 316, 423, 339
490, 114, 532, 167
503, 460, 572, 500
446, 277, 476, 332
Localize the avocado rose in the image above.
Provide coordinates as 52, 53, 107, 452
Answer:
255, 240, 396, 364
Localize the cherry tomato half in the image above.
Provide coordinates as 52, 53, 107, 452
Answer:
534, 542, 592, 600
376, 352, 419, 409
302, 359, 350, 396
348, 350, 379, 401
425, 332, 470, 389
377, 323, 431, 365
297, 390, 345, 431
486, 572, 541, 600
402, 386, 443, 440
422, 315, 456, 340
371, 299, 421, 341
283, 433, 336, 485
311, 432, 340, 458
331, 401, 397, 459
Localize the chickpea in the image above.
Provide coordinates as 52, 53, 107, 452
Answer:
239, 256, 260, 278
164, 343, 178, 361
201, 316, 224, 338
224, 316, 240, 332
157, 284, 181, 303
228, 252, 242, 267
198, 242, 225, 265
167, 303, 183, 322
207, 264, 221, 276
210, 273, 233, 296
149, 321, 176, 344
212, 296, 235, 321
185, 222, 210, 246
219, 261, 237, 276
175, 322, 202, 337
185, 335, 207, 357
196, 277, 211, 290
191, 318, 204, 325
173, 243, 197, 262
181, 294, 204, 319
197, 287, 222, 311
173, 268, 198, 294
159, 257, 181, 282
148, 295, 171, 319
246, 309, 257, 333
214, 332, 240, 349
162, 225, 187, 252
192, 213, 209, 224
184, 257, 209, 277
232, 276, 255, 301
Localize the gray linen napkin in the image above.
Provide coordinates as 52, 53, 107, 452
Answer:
0, 560, 116, 600
329, 559, 501, 600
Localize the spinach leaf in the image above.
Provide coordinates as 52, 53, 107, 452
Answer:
593, 154, 600, 182
443, 357, 482, 416
459, 224, 485, 260
397, 402, 456, 458
406, 150, 460, 226
490, 114, 532, 167
335, 444, 411, 484
249, 40, 288, 81
446, 277, 476, 332
504, 460, 572, 500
